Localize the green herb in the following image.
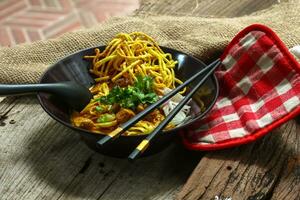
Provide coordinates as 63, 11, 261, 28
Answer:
134, 75, 153, 93
95, 106, 104, 112
99, 75, 158, 109
97, 113, 116, 123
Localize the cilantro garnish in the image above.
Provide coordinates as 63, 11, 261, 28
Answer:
99, 75, 158, 109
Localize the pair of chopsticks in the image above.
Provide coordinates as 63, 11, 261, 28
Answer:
97, 59, 221, 160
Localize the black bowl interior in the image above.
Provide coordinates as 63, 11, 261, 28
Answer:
37, 46, 219, 137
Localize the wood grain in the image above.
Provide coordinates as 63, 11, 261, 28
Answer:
270, 117, 300, 200
136, 0, 279, 17
0, 96, 200, 200
177, 120, 300, 199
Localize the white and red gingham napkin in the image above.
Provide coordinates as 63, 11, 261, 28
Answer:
182, 24, 300, 150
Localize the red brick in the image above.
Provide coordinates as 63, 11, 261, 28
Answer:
11, 27, 26, 43
4, 18, 47, 28
49, 21, 81, 38
57, 0, 72, 11
0, 0, 21, 11
0, 27, 11, 46
0, 1, 26, 21
27, 30, 41, 41
0, 0, 139, 46
28, 0, 42, 7
15, 12, 63, 21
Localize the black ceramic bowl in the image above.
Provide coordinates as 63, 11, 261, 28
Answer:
37, 46, 219, 158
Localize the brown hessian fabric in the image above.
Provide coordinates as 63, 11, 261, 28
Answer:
0, 0, 300, 83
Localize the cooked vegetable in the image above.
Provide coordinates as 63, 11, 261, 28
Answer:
116, 108, 135, 123
95, 105, 104, 112
97, 113, 116, 123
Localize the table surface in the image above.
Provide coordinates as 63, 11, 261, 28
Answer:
1, 1, 299, 200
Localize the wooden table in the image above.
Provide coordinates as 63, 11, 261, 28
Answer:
1, 1, 299, 200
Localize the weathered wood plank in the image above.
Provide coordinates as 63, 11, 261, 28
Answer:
0, 97, 200, 200
136, 0, 279, 17
270, 117, 300, 200
176, 119, 299, 200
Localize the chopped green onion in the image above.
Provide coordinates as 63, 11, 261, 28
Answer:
95, 106, 104, 112
97, 113, 116, 123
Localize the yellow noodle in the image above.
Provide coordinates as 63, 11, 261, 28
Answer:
71, 32, 193, 136
95, 76, 110, 82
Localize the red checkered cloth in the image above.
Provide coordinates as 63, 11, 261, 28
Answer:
182, 24, 300, 151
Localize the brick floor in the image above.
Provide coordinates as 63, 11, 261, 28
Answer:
0, 0, 139, 46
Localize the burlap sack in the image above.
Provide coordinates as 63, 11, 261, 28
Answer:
0, 0, 300, 84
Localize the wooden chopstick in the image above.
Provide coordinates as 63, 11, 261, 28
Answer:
128, 59, 221, 160
97, 59, 221, 146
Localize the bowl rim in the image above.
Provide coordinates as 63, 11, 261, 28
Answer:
37, 45, 219, 138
